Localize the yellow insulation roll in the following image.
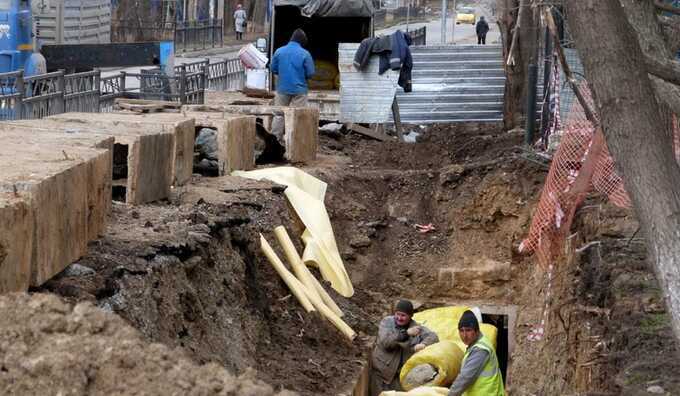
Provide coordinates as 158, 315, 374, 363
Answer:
412, 307, 498, 347
401, 306, 499, 390
399, 340, 465, 390
380, 386, 450, 396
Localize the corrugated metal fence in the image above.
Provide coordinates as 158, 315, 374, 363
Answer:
0, 58, 245, 121
395, 45, 505, 123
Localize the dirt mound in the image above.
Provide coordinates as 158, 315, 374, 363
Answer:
0, 293, 295, 396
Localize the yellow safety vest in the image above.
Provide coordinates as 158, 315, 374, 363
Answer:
461, 334, 505, 396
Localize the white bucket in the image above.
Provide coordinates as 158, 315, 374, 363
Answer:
246, 69, 267, 90
239, 44, 268, 69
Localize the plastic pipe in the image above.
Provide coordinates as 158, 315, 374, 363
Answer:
260, 234, 316, 313
274, 226, 345, 318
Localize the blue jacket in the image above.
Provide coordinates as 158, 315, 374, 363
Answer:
271, 41, 315, 95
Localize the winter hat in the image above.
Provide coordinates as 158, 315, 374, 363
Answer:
458, 310, 480, 330
290, 28, 308, 47
395, 299, 414, 316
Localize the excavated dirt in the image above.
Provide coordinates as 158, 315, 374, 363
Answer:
26, 122, 680, 395
0, 293, 294, 395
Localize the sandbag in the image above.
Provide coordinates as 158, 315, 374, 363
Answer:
380, 386, 450, 396
310, 60, 338, 81
399, 340, 465, 390
307, 79, 335, 90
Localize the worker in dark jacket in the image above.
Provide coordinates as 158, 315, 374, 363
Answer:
370, 299, 439, 395
448, 310, 505, 396
476, 16, 490, 45
270, 28, 315, 142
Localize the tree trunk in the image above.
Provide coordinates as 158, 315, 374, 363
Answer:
564, 0, 680, 346
498, 0, 538, 130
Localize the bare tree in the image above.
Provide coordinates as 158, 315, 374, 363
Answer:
497, 0, 538, 130
563, 0, 680, 344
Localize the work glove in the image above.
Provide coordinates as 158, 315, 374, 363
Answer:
396, 328, 409, 342
413, 343, 426, 352
407, 326, 421, 337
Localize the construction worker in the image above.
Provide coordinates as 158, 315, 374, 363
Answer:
370, 299, 439, 395
270, 28, 315, 143
448, 310, 505, 396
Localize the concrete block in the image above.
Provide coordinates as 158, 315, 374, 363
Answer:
0, 142, 109, 287
0, 194, 34, 293
43, 116, 175, 205
284, 107, 319, 163
0, 122, 114, 240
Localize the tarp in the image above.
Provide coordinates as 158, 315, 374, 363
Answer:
274, 0, 374, 17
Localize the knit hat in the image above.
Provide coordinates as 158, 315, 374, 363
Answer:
458, 310, 480, 330
395, 299, 414, 316
290, 28, 308, 47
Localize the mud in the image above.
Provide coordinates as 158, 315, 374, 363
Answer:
27, 122, 680, 395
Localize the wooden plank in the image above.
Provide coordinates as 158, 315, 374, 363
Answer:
184, 104, 284, 116
284, 107, 319, 163
114, 98, 182, 113
345, 123, 392, 142
0, 194, 34, 293
391, 98, 405, 142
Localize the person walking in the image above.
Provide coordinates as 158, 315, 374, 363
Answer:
270, 28, 315, 142
448, 310, 505, 396
476, 16, 490, 45
233, 4, 247, 41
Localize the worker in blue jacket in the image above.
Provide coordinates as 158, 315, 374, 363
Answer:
270, 28, 315, 142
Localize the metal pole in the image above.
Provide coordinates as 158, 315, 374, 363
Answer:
406, 0, 410, 32
540, 26, 553, 139
441, 0, 447, 44
451, 0, 456, 44
525, 63, 538, 145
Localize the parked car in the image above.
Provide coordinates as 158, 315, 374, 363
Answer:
456, 7, 475, 24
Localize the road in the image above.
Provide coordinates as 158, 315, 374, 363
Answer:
377, 15, 500, 45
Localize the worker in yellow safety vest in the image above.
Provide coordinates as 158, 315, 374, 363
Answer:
448, 310, 505, 396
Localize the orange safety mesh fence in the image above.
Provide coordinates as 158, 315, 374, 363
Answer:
522, 75, 680, 268
519, 79, 626, 267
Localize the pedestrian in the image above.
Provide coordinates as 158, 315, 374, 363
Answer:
448, 310, 505, 396
476, 16, 490, 45
270, 28, 315, 142
369, 299, 439, 395
233, 4, 247, 41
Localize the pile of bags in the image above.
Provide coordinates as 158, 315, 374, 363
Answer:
308, 60, 340, 90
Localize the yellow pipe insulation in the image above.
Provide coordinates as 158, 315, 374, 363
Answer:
233, 167, 354, 297
261, 232, 356, 341
260, 234, 316, 313
274, 226, 344, 318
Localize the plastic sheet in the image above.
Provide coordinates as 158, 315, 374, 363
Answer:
233, 167, 354, 297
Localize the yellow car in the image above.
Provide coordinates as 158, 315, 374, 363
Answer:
456, 7, 476, 25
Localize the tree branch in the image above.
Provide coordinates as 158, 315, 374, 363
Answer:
646, 56, 680, 86
655, 0, 680, 15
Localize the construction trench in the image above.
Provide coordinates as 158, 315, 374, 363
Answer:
0, 98, 678, 395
